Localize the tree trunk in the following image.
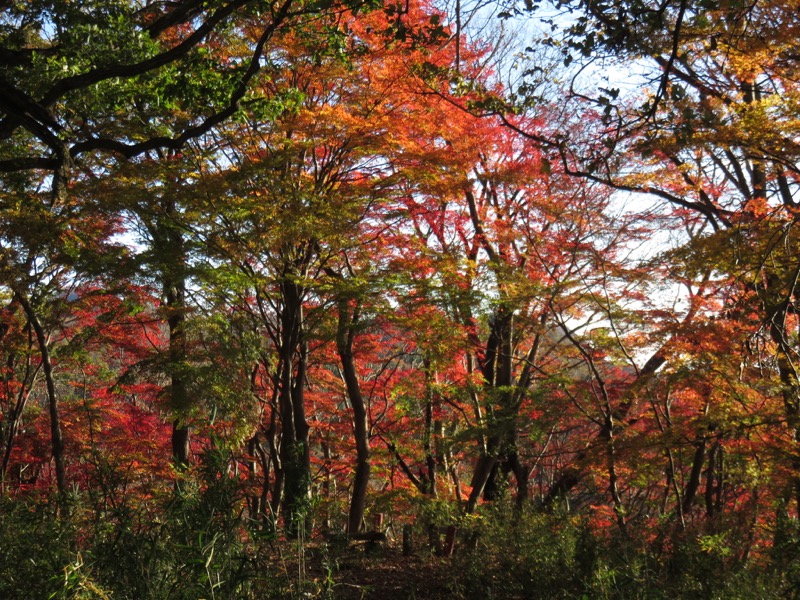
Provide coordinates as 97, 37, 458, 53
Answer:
0, 298, 25, 489
164, 214, 190, 469
15, 291, 66, 502
682, 440, 706, 516
466, 309, 515, 512
145, 193, 192, 469
278, 276, 310, 537
171, 419, 190, 468
1, 346, 37, 490
336, 298, 371, 534
423, 375, 437, 498
705, 441, 720, 518
466, 444, 499, 513
266, 404, 283, 517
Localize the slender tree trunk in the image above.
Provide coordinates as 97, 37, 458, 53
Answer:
263, 369, 283, 518
247, 434, 263, 519
604, 420, 625, 532
423, 379, 437, 498
682, 440, 706, 516
705, 441, 720, 518
336, 298, 371, 534
321, 440, 333, 531
1, 348, 38, 489
14, 291, 66, 502
0, 300, 25, 488
269, 415, 283, 517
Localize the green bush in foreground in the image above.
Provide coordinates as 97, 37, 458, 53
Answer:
450, 501, 796, 600
0, 450, 284, 599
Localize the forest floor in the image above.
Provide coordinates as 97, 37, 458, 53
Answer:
276, 539, 458, 599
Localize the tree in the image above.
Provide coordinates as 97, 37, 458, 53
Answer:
183, 0, 491, 534
0, 158, 127, 501
0, 0, 310, 172
0, 0, 365, 497
505, 0, 800, 522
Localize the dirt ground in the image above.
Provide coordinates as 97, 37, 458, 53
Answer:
275, 539, 458, 599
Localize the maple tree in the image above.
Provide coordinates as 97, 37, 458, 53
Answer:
492, 0, 800, 523
184, 0, 482, 533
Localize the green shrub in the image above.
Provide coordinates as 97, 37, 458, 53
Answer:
90, 447, 273, 599
448, 499, 794, 600
0, 496, 110, 599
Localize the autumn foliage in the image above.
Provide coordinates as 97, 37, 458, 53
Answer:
2, 0, 800, 597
